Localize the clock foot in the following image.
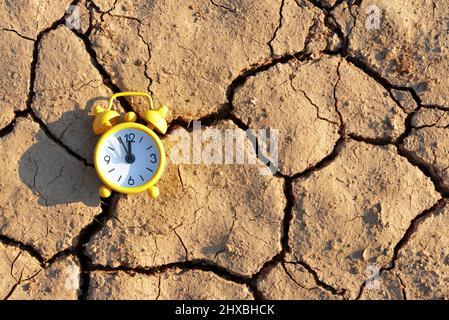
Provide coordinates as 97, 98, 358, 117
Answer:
148, 185, 160, 198
99, 185, 112, 198
124, 111, 137, 122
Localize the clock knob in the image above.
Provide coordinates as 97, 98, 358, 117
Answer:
124, 111, 137, 122
142, 105, 169, 134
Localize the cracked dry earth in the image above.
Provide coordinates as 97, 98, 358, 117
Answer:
0, 0, 448, 300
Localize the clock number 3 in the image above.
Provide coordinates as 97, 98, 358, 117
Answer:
150, 154, 157, 163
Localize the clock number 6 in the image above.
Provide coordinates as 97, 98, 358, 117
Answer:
128, 176, 135, 186
150, 154, 157, 163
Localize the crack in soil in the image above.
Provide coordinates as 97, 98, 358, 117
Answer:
345, 58, 415, 116
76, 194, 118, 300
267, 0, 285, 56
396, 273, 408, 300
395, 128, 449, 198
344, 0, 362, 56
90, 0, 119, 15
0, 195, 116, 300
384, 198, 446, 273
294, 260, 346, 296
0, 235, 45, 266
84, 258, 261, 300
355, 198, 446, 299
225, 34, 447, 298
71, 30, 135, 113
306, 0, 345, 54
100, 11, 155, 97
1, 28, 35, 42
209, 0, 238, 15
281, 262, 311, 291
10, 0, 95, 166
282, 58, 346, 181
3, 254, 43, 300
0, 111, 29, 139
307, 0, 346, 12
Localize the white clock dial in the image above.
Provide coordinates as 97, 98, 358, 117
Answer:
97, 127, 161, 188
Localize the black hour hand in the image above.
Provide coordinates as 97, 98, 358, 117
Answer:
125, 139, 135, 164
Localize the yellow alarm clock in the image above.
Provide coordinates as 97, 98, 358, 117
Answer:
91, 92, 168, 199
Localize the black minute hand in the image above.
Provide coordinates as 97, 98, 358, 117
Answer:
118, 137, 128, 155
128, 140, 133, 157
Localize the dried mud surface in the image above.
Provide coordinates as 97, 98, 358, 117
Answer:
0, 0, 448, 299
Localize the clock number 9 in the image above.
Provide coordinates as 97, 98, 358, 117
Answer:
104, 155, 111, 164
150, 154, 157, 163
128, 176, 135, 186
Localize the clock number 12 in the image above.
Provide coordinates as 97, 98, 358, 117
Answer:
124, 133, 135, 143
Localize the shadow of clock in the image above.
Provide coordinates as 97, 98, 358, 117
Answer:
18, 97, 110, 207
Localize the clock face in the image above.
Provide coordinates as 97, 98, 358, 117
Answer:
96, 126, 162, 190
